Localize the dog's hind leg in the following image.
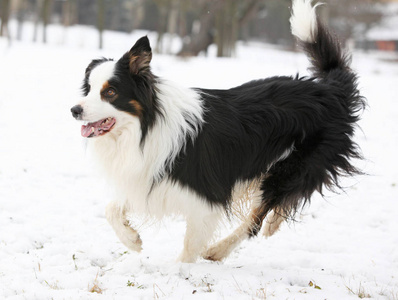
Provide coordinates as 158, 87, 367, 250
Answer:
105, 201, 143, 252
263, 208, 285, 238
204, 147, 324, 261
203, 189, 268, 262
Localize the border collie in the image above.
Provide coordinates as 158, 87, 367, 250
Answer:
71, 0, 364, 263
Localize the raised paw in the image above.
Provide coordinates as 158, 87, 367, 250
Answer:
117, 225, 143, 252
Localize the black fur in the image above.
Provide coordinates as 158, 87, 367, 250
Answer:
169, 17, 365, 224
82, 58, 112, 96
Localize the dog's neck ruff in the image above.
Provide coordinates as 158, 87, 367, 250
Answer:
147, 80, 204, 182
88, 79, 204, 193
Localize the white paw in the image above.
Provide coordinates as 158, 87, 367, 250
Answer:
118, 226, 143, 252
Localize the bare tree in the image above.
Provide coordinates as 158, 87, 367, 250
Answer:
42, 0, 53, 43
33, 0, 41, 42
178, 0, 223, 56
165, 0, 179, 54
15, 0, 29, 40
62, 0, 78, 27
178, 0, 261, 57
4, 0, 383, 52
153, 0, 170, 53
253, 0, 293, 46
131, 0, 145, 30
97, 0, 105, 49
215, 0, 238, 57
0, 0, 11, 38
153, 0, 181, 54
32, 0, 54, 43
325, 0, 383, 42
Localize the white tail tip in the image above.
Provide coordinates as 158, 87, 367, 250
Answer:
290, 0, 320, 43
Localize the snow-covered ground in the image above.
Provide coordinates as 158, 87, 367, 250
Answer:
0, 24, 398, 299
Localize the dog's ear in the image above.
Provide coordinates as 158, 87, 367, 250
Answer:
127, 36, 152, 75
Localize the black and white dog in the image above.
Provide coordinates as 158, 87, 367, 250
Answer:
71, 0, 364, 263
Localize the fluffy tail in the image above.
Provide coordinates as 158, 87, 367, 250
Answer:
290, 0, 351, 78
290, 0, 365, 134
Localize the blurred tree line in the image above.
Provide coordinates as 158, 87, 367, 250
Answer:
0, 0, 383, 56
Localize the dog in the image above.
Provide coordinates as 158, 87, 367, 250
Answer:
71, 0, 364, 263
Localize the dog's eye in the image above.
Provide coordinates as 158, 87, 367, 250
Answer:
104, 87, 116, 98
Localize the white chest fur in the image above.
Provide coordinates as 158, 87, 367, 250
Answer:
87, 80, 212, 219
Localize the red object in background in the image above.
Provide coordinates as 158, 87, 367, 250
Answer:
376, 40, 396, 51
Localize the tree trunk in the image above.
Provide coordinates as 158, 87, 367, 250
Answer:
42, 0, 53, 43
0, 0, 11, 38
154, 0, 169, 54
71, 0, 78, 25
16, 0, 28, 40
178, 0, 188, 38
177, 0, 260, 57
62, 0, 78, 27
131, 0, 144, 30
109, 0, 120, 31
33, 0, 42, 42
238, 0, 261, 28
216, 0, 238, 57
97, 0, 105, 49
165, 0, 179, 54
216, 0, 260, 57
177, 0, 223, 57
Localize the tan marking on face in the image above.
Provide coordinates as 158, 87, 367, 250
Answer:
129, 100, 143, 118
100, 81, 118, 102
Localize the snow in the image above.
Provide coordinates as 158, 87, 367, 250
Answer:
1, 25, 398, 299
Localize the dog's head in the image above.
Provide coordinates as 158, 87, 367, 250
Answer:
71, 36, 159, 140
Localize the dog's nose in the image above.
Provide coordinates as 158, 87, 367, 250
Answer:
71, 105, 83, 120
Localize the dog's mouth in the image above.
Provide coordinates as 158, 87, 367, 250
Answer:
81, 117, 116, 138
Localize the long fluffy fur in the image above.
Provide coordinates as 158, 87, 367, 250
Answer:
71, 0, 365, 262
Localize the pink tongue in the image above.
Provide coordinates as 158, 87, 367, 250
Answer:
81, 120, 104, 138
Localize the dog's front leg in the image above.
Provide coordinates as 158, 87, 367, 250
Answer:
105, 201, 142, 252
178, 211, 220, 263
